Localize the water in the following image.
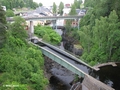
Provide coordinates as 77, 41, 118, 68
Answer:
49, 63, 120, 90
50, 76, 70, 90
93, 63, 120, 90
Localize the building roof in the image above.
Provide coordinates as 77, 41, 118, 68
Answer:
35, 6, 52, 16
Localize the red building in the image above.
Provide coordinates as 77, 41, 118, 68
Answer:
65, 4, 71, 8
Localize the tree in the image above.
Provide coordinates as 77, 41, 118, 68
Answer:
1, 0, 39, 9
32, 2, 38, 9
30, 70, 49, 90
65, 4, 77, 30
74, 0, 82, 9
59, 2, 64, 15
92, 10, 120, 62
6, 9, 14, 17
65, 20, 72, 31
10, 16, 27, 40
78, 0, 120, 65
39, 3, 43, 7
0, 14, 48, 90
52, 2, 57, 15
79, 0, 120, 65
69, 4, 77, 15
0, 5, 7, 48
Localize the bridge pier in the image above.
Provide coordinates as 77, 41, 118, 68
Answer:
56, 19, 57, 30
78, 19, 80, 30
52, 20, 57, 30
29, 21, 34, 38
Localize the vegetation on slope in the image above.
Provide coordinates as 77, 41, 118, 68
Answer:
0, 16, 48, 90
0, 0, 39, 9
0, 6, 7, 48
79, 0, 120, 66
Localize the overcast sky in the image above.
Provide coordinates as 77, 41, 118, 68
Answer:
33, 0, 75, 6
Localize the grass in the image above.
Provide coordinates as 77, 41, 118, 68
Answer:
74, 44, 82, 49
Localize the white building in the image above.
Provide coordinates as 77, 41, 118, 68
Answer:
63, 8, 71, 16
2, 6, 6, 11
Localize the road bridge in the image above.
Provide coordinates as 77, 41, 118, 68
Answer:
7, 15, 83, 21
7, 15, 83, 37
30, 38, 114, 90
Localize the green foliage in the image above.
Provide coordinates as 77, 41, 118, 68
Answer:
30, 70, 49, 90
69, 4, 77, 15
10, 16, 27, 41
52, 2, 57, 15
79, 10, 120, 65
1, 0, 38, 9
6, 35, 26, 48
65, 20, 72, 30
59, 2, 64, 15
32, 2, 39, 9
74, 0, 82, 9
6, 9, 14, 17
74, 74, 79, 82
65, 4, 77, 30
1, 81, 28, 90
0, 36, 48, 89
79, 0, 120, 65
84, 0, 120, 19
0, 5, 7, 48
34, 25, 62, 45
0, 17, 48, 90
43, 34, 50, 43
39, 3, 43, 7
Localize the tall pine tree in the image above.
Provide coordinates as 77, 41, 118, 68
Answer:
0, 5, 7, 48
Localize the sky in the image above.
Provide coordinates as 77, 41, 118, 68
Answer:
33, 0, 75, 6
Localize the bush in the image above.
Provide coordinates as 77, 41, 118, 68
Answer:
34, 25, 62, 45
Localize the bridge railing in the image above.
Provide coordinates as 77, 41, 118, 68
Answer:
6, 15, 84, 22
